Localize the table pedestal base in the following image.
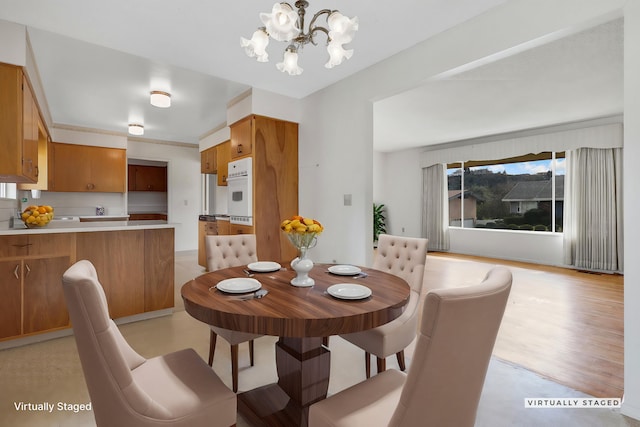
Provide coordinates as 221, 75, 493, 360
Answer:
238, 337, 330, 427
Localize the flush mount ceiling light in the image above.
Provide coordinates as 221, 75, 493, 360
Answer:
241, 1, 358, 76
128, 123, 144, 136
150, 91, 171, 108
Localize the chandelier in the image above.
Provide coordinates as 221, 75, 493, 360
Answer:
241, 1, 359, 76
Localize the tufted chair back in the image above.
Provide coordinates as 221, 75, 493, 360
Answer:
206, 234, 258, 271
310, 266, 512, 427
373, 234, 428, 295
388, 266, 512, 426
62, 260, 237, 427
339, 234, 429, 378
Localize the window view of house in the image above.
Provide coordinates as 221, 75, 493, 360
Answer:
447, 153, 565, 232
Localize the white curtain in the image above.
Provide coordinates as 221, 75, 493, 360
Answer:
422, 164, 450, 251
563, 147, 624, 272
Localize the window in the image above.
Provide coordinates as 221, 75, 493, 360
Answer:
447, 152, 564, 232
0, 183, 17, 200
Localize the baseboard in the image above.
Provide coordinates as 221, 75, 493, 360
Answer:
621, 397, 640, 422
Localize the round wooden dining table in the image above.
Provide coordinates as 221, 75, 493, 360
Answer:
181, 263, 410, 427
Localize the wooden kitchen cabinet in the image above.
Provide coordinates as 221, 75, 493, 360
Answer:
23, 256, 71, 334
229, 223, 255, 236
129, 213, 167, 221
0, 63, 39, 183
201, 146, 217, 174
230, 116, 253, 159
229, 114, 299, 262
0, 234, 73, 340
144, 228, 175, 312
0, 226, 174, 343
76, 230, 145, 319
18, 121, 52, 191
76, 228, 174, 318
217, 141, 231, 186
198, 220, 219, 268
217, 219, 230, 235
128, 165, 167, 192
0, 260, 22, 339
49, 142, 126, 192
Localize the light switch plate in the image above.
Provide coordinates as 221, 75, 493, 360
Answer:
344, 194, 352, 206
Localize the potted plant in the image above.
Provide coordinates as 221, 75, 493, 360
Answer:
373, 203, 387, 246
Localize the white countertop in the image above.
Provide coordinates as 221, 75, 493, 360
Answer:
0, 220, 175, 236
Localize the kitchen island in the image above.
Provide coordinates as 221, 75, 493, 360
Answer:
0, 221, 175, 348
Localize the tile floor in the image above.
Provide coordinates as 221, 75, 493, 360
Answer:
0, 250, 637, 427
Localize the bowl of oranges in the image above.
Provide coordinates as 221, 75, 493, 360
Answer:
21, 205, 54, 228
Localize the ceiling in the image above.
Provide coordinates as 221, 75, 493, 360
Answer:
0, 1, 623, 151
374, 18, 623, 152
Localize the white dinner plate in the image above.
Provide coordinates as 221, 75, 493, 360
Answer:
327, 283, 372, 300
247, 261, 282, 272
328, 265, 362, 276
216, 278, 262, 294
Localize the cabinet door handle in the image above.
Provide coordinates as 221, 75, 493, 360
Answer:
237, 144, 243, 154
35, 166, 39, 177
12, 243, 32, 248
87, 183, 95, 190
25, 264, 31, 277
13, 264, 20, 280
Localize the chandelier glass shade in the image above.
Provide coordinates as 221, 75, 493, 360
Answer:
241, 1, 358, 76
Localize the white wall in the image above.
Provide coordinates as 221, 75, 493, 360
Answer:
22, 191, 126, 217
52, 127, 127, 148
200, 127, 230, 151
0, 20, 26, 66
374, 148, 423, 238
300, 93, 374, 265
226, 88, 301, 127
449, 228, 564, 265
126, 140, 200, 251
622, 0, 640, 419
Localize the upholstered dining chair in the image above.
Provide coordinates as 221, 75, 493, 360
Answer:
340, 234, 428, 378
205, 234, 262, 392
310, 266, 513, 427
62, 260, 237, 427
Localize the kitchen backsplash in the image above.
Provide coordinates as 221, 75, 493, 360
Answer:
128, 191, 168, 214
17, 191, 127, 217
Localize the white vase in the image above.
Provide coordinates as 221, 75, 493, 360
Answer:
290, 248, 315, 287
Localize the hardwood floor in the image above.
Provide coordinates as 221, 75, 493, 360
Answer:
424, 252, 624, 399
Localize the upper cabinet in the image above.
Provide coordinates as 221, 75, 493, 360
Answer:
217, 141, 230, 186
128, 165, 167, 192
200, 140, 230, 186
49, 142, 126, 192
230, 116, 253, 159
0, 62, 44, 183
201, 146, 217, 174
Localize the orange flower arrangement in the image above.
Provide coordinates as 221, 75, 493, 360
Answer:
281, 215, 323, 250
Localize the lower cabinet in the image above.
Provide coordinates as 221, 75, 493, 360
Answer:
76, 228, 174, 319
0, 260, 22, 339
23, 256, 71, 334
229, 223, 254, 235
0, 227, 175, 343
0, 234, 72, 340
77, 230, 146, 319
144, 228, 175, 312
